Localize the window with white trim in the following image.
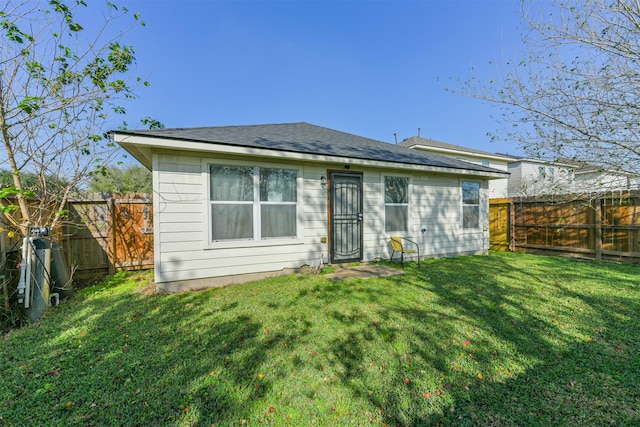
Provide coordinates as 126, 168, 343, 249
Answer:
538, 166, 546, 178
210, 165, 298, 242
384, 176, 409, 232
462, 181, 480, 230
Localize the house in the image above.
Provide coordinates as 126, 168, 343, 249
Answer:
560, 158, 639, 194
398, 136, 513, 198
398, 136, 638, 197
112, 122, 508, 292
507, 157, 639, 197
506, 157, 575, 197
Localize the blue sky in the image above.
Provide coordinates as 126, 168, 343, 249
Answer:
115, 0, 526, 156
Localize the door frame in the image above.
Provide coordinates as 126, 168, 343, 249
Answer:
327, 170, 364, 264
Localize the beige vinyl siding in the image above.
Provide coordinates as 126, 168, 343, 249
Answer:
361, 172, 383, 260
408, 176, 469, 257
507, 163, 524, 196
302, 169, 328, 233
484, 159, 509, 199
373, 173, 489, 261
157, 183, 202, 201
574, 171, 637, 192
154, 153, 205, 281
159, 245, 310, 276
408, 145, 510, 199
153, 153, 329, 284
489, 178, 509, 198
153, 151, 490, 287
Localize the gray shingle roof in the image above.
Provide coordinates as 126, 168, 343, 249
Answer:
117, 122, 506, 174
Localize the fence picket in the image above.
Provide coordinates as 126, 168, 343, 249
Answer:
490, 191, 640, 262
1, 194, 153, 282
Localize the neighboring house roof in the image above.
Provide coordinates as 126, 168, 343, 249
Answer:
507, 156, 573, 166
509, 156, 637, 177
398, 136, 516, 162
114, 122, 508, 177
556, 158, 637, 176
398, 136, 636, 180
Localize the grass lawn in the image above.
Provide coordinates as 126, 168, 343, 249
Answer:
1, 251, 639, 426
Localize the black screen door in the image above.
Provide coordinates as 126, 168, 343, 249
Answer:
330, 172, 363, 263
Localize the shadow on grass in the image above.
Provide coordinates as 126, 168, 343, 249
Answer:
2, 284, 295, 425
1, 253, 639, 426
320, 254, 640, 426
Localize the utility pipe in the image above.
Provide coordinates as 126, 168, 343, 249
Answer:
17, 237, 28, 306
24, 238, 34, 308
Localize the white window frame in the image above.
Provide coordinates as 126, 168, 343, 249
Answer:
461, 180, 481, 232
383, 175, 411, 233
538, 166, 546, 179
203, 159, 303, 249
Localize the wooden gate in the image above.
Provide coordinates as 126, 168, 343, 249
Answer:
64, 195, 153, 279
111, 196, 154, 271
65, 199, 110, 280
489, 198, 511, 251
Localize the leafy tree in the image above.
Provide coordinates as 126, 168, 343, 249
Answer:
0, 169, 70, 195
464, 0, 640, 179
0, 0, 152, 235
87, 163, 152, 194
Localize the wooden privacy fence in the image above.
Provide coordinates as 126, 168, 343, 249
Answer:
1, 194, 153, 281
490, 191, 640, 262
64, 194, 154, 279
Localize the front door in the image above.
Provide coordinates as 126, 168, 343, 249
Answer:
329, 172, 363, 263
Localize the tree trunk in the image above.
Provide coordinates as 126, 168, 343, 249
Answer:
0, 102, 32, 235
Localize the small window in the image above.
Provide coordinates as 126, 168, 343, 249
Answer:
462, 181, 480, 230
210, 166, 254, 241
259, 168, 297, 239
384, 176, 409, 232
538, 166, 546, 178
482, 160, 490, 167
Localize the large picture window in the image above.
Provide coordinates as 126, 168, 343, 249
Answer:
384, 176, 409, 232
462, 181, 480, 230
210, 165, 298, 242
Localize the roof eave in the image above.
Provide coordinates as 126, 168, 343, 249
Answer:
409, 144, 516, 162
403, 143, 516, 162
113, 133, 509, 179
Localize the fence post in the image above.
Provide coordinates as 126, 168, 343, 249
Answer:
108, 197, 116, 275
594, 197, 602, 260
509, 198, 516, 251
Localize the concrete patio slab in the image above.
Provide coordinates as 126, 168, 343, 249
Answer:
323, 264, 404, 281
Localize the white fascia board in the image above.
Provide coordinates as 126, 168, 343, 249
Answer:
512, 158, 574, 167
113, 133, 509, 180
574, 169, 637, 177
412, 145, 516, 162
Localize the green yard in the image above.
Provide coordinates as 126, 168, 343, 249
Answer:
1, 252, 639, 426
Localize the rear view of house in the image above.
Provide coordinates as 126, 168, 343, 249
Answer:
112, 123, 507, 292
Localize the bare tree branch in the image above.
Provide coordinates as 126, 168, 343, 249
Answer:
462, 0, 640, 179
